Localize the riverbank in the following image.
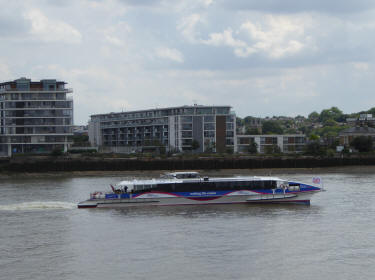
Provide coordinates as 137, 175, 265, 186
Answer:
1, 165, 375, 179
1, 154, 375, 175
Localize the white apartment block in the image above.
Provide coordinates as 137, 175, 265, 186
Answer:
0, 78, 73, 156
89, 105, 236, 153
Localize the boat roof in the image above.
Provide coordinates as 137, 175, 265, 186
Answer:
115, 176, 285, 186
167, 171, 199, 176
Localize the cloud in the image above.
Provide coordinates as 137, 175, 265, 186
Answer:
23, 9, 82, 44
203, 28, 247, 48
0, 17, 28, 37
201, 15, 312, 59
117, 0, 162, 6
240, 15, 307, 58
352, 62, 370, 71
99, 21, 131, 47
2, 0, 375, 125
0, 59, 12, 80
177, 14, 204, 43
219, 0, 375, 14
156, 47, 184, 63
105, 35, 125, 47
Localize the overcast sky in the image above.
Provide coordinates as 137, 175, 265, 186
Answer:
1, 0, 375, 124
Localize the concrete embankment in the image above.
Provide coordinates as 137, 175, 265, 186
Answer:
1, 155, 375, 173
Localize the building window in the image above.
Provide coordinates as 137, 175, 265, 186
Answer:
62, 110, 72, 116
261, 137, 277, 144
226, 138, 234, 145
181, 116, 192, 123
182, 123, 192, 130
196, 108, 212, 114
181, 131, 192, 138
204, 131, 215, 137
226, 123, 234, 130
215, 108, 229, 114
183, 108, 194, 115
182, 139, 192, 146
226, 131, 234, 137
204, 123, 215, 130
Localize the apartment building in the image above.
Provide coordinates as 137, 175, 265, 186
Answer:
89, 105, 236, 153
237, 134, 306, 153
0, 78, 73, 156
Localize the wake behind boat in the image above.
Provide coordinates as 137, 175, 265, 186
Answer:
78, 172, 322, 208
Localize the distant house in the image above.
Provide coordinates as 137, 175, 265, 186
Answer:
339, 126, 375, 146
237, 134, 306, 153
73, 125, 88, 136
346, 114, 375, 126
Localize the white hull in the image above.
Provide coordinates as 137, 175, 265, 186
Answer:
78, 191, 318, 208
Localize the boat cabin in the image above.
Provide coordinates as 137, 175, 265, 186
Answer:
161, 172, 200, 179
113, 175, 291, 195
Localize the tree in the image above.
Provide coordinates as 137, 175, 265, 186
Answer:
51, 147, 63, 156
248, 142, 258, 154
265, 144, 281, 154
350, 136, 373, 152
323, 119, 338, 127
191, 139, 200, 151
236, 117, 244, 127
262, 120, 283, 134
309, 134, 320, 141
245, 127, 260, 135
366, 107, 375, 116
285, 128, 298, 134
204, 139, 215, 153
72, 135, 89, 147
304, 142, 325, 155
308, 111, 320, 122
320, 107, 343, 123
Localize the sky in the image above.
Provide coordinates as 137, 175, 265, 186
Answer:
1, 0, 375, 124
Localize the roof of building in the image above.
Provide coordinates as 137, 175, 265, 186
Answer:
339, 126, 375, 135
91, 105, 232, 117
0, 77, 66, 86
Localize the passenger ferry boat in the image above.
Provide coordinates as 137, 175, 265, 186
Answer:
77, 172, 323, 208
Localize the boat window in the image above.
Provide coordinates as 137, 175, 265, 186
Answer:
176, 173, 199, 179
252, 180, 264, 188
133, 179, 279, 193
263, 180, 277, 189
215, 182, 229, 190
155, 183, 174, 192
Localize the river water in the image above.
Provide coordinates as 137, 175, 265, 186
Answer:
0, 168, 374, 280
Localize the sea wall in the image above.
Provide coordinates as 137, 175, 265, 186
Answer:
1, 155, 375, 173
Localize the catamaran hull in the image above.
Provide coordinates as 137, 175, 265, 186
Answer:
77, 191, 318, 208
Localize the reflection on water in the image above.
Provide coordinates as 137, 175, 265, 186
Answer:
0, 169, 375, 280
109, 203, 321, 219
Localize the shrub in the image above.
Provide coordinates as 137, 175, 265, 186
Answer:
51, 148, 63, 156
350, 136, 373, 152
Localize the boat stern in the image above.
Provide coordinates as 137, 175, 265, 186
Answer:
77, 200, 98, 208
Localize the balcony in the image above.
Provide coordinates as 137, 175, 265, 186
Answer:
0, 88, 73, 93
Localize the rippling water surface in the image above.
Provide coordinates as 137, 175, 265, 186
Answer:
1, 169, 375, 280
